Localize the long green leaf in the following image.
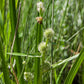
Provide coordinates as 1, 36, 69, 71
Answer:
9, 0, 24, 84
41, 54, 80, 74
64, 48, 84, 84
52, 53, 79, 68
0, 10, 4, 38
56, 62, 68, 84
7, 52, 41, 57
0, 39, 11, 84
0, 10, 3, 27
0, 72, 3, 78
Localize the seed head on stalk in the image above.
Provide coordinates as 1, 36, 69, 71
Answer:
44, 28, 54, 40
38, 42, 47, 54
37, 1, 45, 12
24, 72, 34, 80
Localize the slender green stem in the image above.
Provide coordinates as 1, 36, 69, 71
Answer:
54, 69, 57, 84
9, 1, 24, 84
34, 14, 43, 84
50, 0, 54, 84
56, 62, 68, 84
82, 29, 84, 84
0, 39, 11, 84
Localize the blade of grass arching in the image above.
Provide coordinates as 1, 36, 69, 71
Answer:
9, 1, 24, 84
7, 52, 79, 66
43, 54, 79, 73
64, 48, 84, 84
0, 39, 11, 84
66, 27, 84, 42
52, 54, 79, 68
56, 62, 68, 84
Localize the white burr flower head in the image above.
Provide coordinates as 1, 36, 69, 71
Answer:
22, 61, 26, 64
24, 72, 28, 80
37, 1, 45, 12
38, 42, 47, 54
24, 72, 34, 80
44, 28, 54, 39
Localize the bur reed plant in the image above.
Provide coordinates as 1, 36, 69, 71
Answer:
0, 0, 84, 84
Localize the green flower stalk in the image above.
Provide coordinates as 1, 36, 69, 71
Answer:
34, 2, 45, 84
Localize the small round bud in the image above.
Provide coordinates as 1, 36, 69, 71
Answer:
36, 17, 43, 24
44, 28, 54, 40
38, 42, 47, 54
22, 61, 26, 64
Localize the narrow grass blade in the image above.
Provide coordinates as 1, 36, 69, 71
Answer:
44, 54, 79, 73
7, 52, 41, 57
0, 10, 4, 38
56, 62, 68, 84
0, 72, 3, 78
0, 39, 11, 84
52, 53, 79, 68
64, 48, 84, 84
0, 10, 3, 27
9, 0, 24, 84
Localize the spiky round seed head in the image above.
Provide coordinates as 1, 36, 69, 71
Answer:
37, 2, 45, 12
24, 72, 34, 80
38, 42, 47, 54
37, 2, 43, 8
44, 28, 54, 39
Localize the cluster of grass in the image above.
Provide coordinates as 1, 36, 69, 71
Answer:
0, 0, 84, 84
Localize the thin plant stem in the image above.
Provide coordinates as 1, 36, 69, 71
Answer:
10, 2, 21, 84
56, 62, 68, 84
0, 39, 11, 84
50, 0, 54, 84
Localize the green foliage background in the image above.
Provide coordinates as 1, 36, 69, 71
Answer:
0, 0, 84, 84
